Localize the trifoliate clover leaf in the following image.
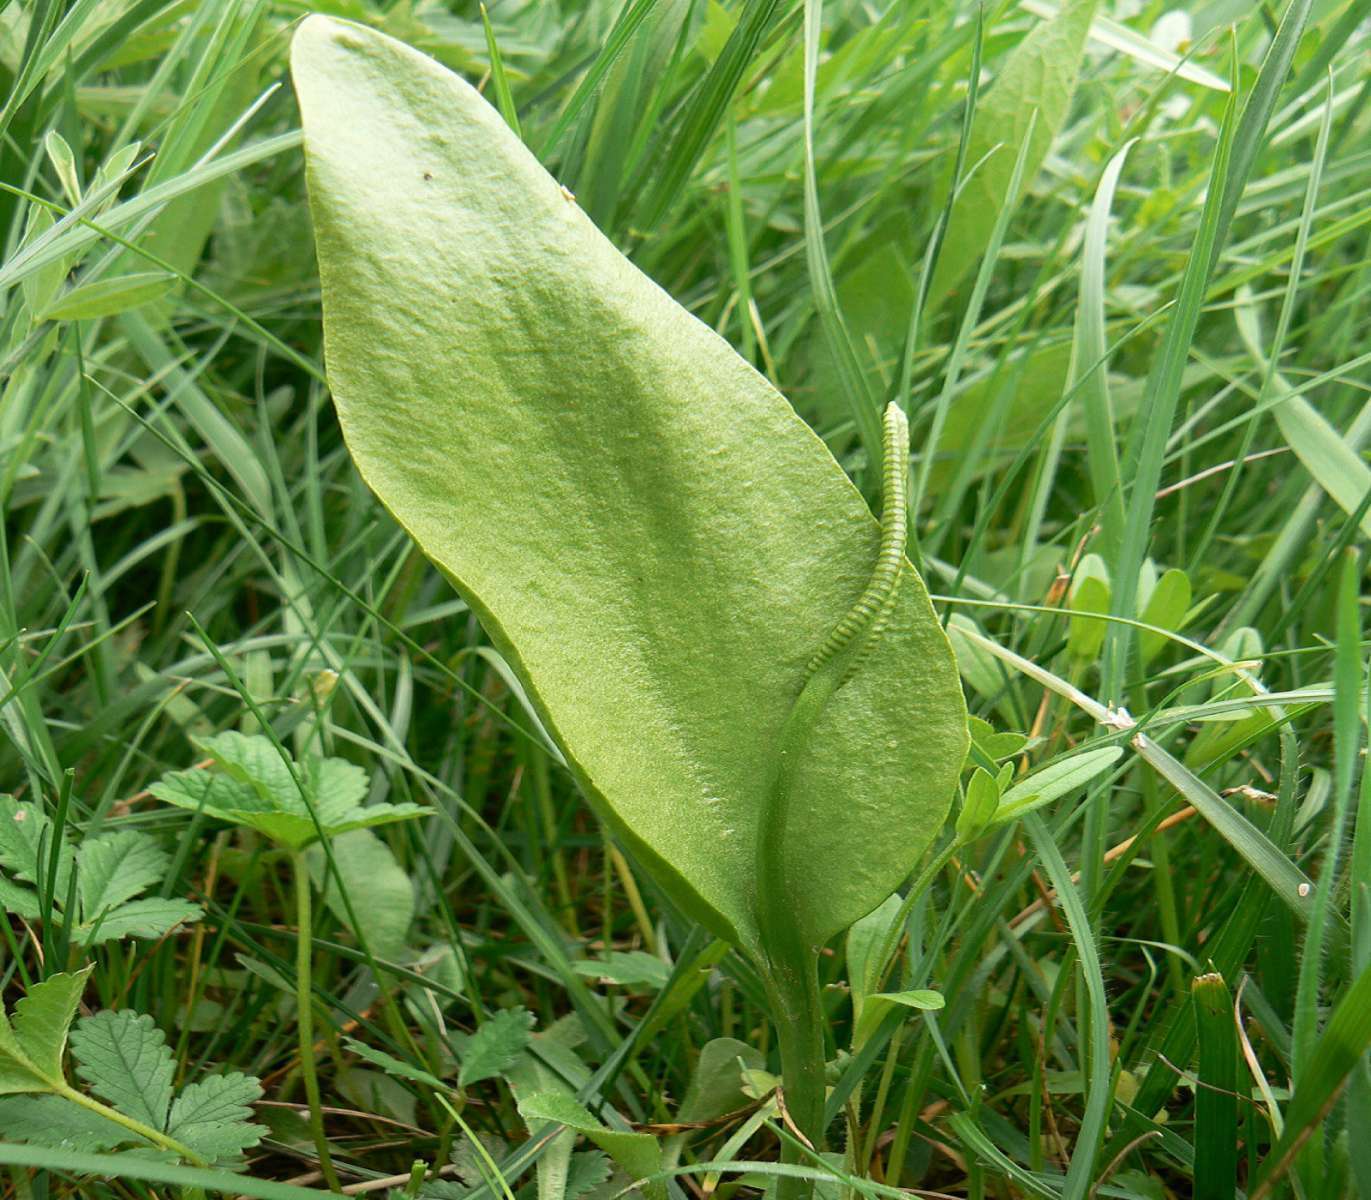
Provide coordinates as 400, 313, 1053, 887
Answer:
0, 796, 201, 947
0, 966, 91, 1095
148, 732, 430, 851
455, 1006, 535, 1089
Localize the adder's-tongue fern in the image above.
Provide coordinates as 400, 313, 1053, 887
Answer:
751, 400, 913, 1157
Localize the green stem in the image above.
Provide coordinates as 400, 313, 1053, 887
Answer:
767, 957, 827, 1200
293, 852, 342, 1193
56, 1083, 207, 1167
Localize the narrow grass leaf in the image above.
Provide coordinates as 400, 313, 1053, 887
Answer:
1108, 83, 1238, 687
0, 1145, 331, 1198
927, 0, 1098, 302
639, 0, 781, 230
1192, 972, 1239, 1200
479, 4, 521, 139
1023, 813, 1111, 1198
1134, 739, 1322, 926
800, 0, 881, 465
1252, 961, 1371, 1199
1072, 140, 1133, 558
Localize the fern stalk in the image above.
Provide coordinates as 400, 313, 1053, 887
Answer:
757, 403, 911, 1199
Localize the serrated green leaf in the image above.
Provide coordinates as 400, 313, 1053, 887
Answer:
39, 272, 175, 322
0, 794, 74, 902
316, 802, 431, 837
517, 1091, 664, 1200
150, 735, 429, 851
166, 1072, 265, 1164
565, 1150, 611, 1200
0, 801, 197, 946
571, 951, 670, 990
305, 753, 370, 822
450, 1131, 509, 1189
69, 1010, 175, 1131
343, 1037, 448, 1091
0, 872, 40, 919
77, 830, 171, 920
290, 13, 966, 956
196, 731, 301, 810
0, 967, 92, 1095
147, 769, 263, 816
458, 1008, 535, 1089
0, 1094, 132, 1151
79, 897, 202, 946
994, 747, 1123, 825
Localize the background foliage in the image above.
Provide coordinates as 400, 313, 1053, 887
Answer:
1, 0, 1369, 1197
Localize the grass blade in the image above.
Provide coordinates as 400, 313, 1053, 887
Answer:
638, 0, 781, 230
1192, 972, 1239, 1200
1023, 813, 1111, 1198
1252, 961, 1371, 1199
480, 4, 522, 138
800, 0, 881, 467
1107, 79, 1238, 689
1072, 139, 1134, 561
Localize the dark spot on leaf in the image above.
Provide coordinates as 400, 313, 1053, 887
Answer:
423, 172, 433, 181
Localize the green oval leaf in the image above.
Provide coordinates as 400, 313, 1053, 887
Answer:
290, 16, 967, 953
994, 746, 1123, 825
40, 272, 175, 322
1139, 566, 1191, 664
